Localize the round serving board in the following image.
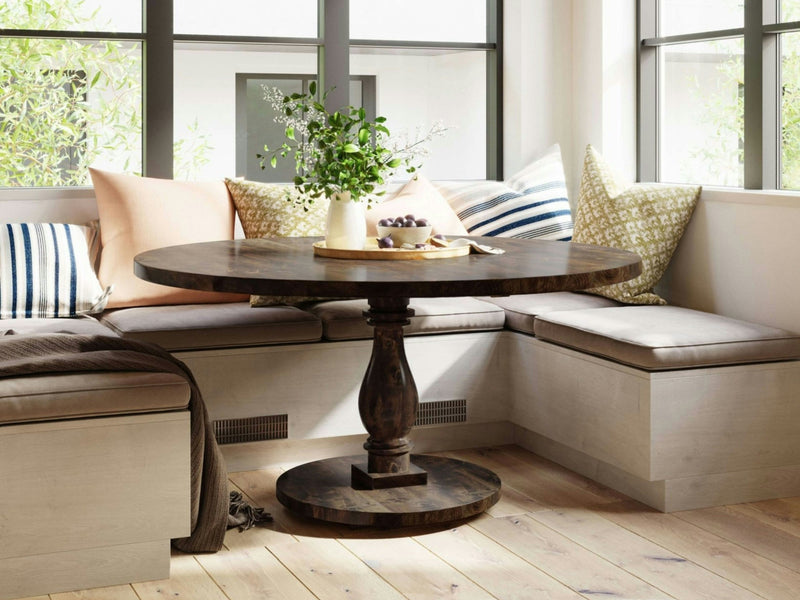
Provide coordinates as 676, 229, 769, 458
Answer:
312, 239, 470, 260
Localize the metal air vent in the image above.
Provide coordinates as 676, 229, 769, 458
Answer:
213, 414, 288, 445
414, 399, 467, 426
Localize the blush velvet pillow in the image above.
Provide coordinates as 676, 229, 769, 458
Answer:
90, 168, 248, 308
365, 175, 468, 237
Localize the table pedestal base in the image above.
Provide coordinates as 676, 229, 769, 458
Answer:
276, 454, 501, 527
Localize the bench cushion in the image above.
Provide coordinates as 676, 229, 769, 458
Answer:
100, 302, 322, 351
308, 297, 506, 341
0, 316, 116, 337
0, 371, 190, 424
534, 305, 800, 370
482, 292, 620, 334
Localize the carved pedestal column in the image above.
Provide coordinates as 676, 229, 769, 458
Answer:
350, 296, 428, 489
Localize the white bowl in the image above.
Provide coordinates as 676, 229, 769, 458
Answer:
376, 224, 433, 246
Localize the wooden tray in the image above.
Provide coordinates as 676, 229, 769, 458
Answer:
313, 240, 470, 260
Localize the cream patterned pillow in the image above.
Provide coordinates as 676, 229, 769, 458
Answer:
572, 145, 701, 305
225, 178, 329, 307
225, 178, 327, 239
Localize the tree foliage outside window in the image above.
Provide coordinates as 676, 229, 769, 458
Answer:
682, 0, 800, 189
0, 0, 211, 187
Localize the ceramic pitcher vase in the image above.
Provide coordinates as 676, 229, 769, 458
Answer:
325, 191, 366, 250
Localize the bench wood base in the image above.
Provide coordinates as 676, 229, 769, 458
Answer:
0, 412, 190, 600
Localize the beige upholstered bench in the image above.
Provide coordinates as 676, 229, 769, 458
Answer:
0, 325, 191, 599
508, 303, 800, 511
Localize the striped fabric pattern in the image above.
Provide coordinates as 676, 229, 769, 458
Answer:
0, 223, 110, 318
435, 144, 573, 241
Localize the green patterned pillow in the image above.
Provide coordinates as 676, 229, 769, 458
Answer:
572, 146, 701, 305
225, 178, 328, 307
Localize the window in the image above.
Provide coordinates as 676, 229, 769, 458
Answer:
0, 1, 143, 186
0, 0, 501, 189
235, 74, 376, 182
638, 0, 800, 190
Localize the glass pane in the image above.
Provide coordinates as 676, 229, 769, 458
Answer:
350, 48, 486, 180
350, 0, 486, 43
175, 0, 317, 37
173, 43, 317, 181
781, 32, 800, 189
659, 38, 743, 187
0, 38, 141, 187
658, 0, 742, 37
782, 0, 800, 22
0, 0, 141, 32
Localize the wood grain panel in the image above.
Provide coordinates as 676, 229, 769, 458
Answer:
0, 412, 190, 560
0, 541, 166, 600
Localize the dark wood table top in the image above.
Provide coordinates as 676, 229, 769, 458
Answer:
134, 236, 641, 298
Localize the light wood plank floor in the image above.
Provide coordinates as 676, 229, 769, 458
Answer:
39, 445, 800, 600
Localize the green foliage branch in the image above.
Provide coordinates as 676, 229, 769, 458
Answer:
259, 81, 443, 210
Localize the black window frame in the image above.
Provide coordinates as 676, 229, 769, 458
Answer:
0, 0, 502, 192
638, 0, 800, 189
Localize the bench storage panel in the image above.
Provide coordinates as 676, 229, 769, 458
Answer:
0, 403, 190, 599
508, 334, 800, 511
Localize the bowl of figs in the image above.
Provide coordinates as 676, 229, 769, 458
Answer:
376, 214, 433, 248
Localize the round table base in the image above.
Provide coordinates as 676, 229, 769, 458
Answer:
276, 454, 501, 527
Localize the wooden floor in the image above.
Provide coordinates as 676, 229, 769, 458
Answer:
29, 445, 800, 600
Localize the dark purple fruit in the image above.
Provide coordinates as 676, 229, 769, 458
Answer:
403, 219, 416, 227
390, 220, 403, 227
404, 214, 416, 221
378, 218, 393, 227
432, 233, 446, 240
415, 243, 427, 248
377, 236, 394, 248
415, 218, 430, 227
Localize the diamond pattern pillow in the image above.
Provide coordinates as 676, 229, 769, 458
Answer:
435, 144, 573, 241
225, 178, 327, 239
225, 178, 330, 307
572, 145, 701, 304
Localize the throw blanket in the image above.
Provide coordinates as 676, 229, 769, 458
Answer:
0, 332, 233, 552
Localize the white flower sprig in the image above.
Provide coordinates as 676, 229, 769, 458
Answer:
258, 83, 447, 209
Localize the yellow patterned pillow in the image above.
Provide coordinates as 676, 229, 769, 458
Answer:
225, 178, 327, 238
225, 178, 328, 306
572, 146, 701, 305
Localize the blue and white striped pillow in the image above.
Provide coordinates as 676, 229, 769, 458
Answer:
0, 223, 111, 319
435, 145, 573, 241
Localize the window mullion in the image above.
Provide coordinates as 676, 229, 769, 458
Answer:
143, 0, 174, 179
487, 0, 502, 180
763, 1, 780, 189
318, 0, 350, 112
744, 0, 764, 188
637, 0, 658, 181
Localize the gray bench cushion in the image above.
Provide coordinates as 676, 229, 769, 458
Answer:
0, 316, 116, 337
0, 371, 190, 424
482, 292, 620, 334
534, 306, 800, 370
101, 302, 322, 351
308, 297, 506, 341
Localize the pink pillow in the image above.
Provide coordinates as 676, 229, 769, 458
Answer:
90, 168, 248, 308
366, 175, 469, 237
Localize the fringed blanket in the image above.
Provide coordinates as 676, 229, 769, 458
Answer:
0, 332, 267, 553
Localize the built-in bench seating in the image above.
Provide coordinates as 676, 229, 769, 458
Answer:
0, 318, 190, 600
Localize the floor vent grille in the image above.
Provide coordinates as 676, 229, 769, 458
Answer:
213, 414, 288, 445
414, 399, 467, 426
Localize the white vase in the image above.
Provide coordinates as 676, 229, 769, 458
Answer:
325, 191, 366, 250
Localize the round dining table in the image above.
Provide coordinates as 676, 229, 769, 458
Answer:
135, 235, 641, 527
